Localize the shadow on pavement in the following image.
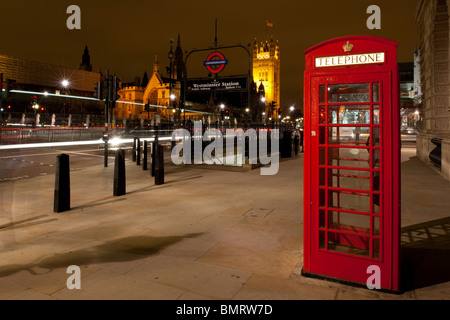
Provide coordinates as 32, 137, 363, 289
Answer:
0, 233, 203, 277
401, 217, 450, 291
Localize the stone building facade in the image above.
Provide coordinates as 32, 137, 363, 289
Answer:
115, 85, 145, 120
252, 37, 281, 117
415, 0, 450, 180
0, 48, 102, 118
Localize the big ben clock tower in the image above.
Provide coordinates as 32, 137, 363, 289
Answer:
252, 36, 281, 116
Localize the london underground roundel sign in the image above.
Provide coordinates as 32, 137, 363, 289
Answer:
204, 52, 228, 74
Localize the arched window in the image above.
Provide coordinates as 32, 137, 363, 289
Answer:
149, 89, 158, 105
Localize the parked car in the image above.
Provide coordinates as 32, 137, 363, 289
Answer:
401, 127, 419, 135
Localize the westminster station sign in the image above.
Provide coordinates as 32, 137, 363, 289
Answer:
186, 77, 248, 92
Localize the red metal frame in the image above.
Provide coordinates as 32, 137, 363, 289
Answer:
302, 36, 401, 292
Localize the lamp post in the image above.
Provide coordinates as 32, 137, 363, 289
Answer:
218, 104, 225, 129
170, 93, 176, 129
62, 80, 69, 118
290, 106, 295, 127
168, 39, 175, 127
33, 103, 39, 127
261, 97, 266, 125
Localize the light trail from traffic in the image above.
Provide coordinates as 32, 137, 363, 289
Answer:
0, 136, 174, 150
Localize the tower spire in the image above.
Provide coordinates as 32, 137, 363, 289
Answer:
80, 45, 92, 71
153, 55, 159, 74
174, 33, 185, 81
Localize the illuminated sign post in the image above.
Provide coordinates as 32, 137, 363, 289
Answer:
204, 52, 228, 74
182, 44, 252, 125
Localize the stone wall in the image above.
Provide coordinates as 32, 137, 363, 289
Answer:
415, 0, 450, 181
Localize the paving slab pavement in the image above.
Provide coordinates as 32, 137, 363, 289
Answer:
0, 147, 449, 300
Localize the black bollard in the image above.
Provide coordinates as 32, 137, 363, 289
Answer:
103, 132, 109, 168
151, 135, 159, 177
104, 141, 109, 168
114, 149, 126, 196
132, 137, 137, 162
136, 138, 141, 166
286, 131, 292, 158
281, 131, 292, 158
155, 145, 164, 185
142, 141, 148, 171
245, 136, 249, 160
268, 130, 272, 155
257, 130, 260, 163
54, 154, 70, 213
300, 129, 304, 153
151, 142, 156, 177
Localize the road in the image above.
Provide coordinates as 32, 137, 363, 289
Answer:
0, 145, 122, 182
0, 136, 176, 183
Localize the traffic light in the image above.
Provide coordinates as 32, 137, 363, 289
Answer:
112, 76, 120, 102
111, 76, 121, 110
104, 72, 110, 103
4, 78, 12, 99
94, 81, 104, 100
145, 103, 150, 112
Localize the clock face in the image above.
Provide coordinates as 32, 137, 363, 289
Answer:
257, 54, 270, 60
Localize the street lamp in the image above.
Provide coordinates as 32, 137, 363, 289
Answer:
33, 103, 39, 127
170, 93, 176, 127
168, 39, 175, 126
260, 97, 267, 125
290, 106, 295, 125
61, 80, 69, 117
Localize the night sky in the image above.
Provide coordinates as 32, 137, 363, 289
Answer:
0, 0, 419, 108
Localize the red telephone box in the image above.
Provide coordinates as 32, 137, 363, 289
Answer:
302, 36, 401, 292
